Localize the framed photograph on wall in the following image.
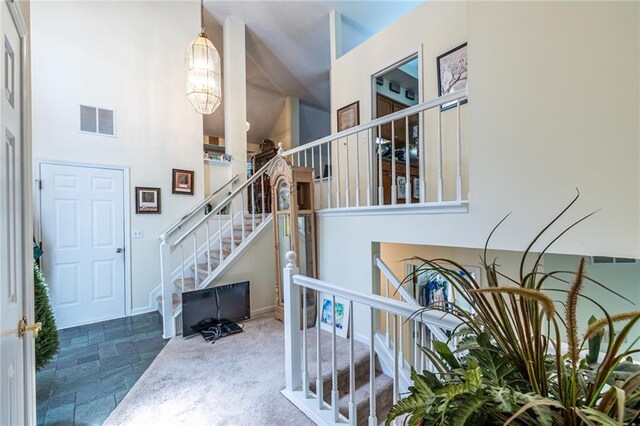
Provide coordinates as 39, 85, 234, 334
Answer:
437, 42, 468, 111
405, 261, 479, 314
135, 187, 161, 214
337, 101, 359, 132
397, 176, 407, 199
172, 168, 194, 195
319, 294, 350, 338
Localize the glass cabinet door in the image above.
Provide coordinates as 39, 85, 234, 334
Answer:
277, 213, 291, 304
297, 214, 313, 277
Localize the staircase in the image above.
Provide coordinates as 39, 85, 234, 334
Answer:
158, 161, 275, 338
156, 214, 266, 312
307, 327, 393, 425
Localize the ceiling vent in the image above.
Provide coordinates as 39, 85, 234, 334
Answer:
80, 105, 115, 137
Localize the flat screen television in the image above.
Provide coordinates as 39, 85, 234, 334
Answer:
181, 281, 250, 338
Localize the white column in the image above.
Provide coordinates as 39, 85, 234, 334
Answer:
329, 10, 343, 63
223, 16, 247, 186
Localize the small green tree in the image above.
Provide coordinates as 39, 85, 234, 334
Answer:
34, 261, 58, 370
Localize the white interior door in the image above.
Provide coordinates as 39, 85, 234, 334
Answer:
40, 164, 126, 329
0, 1, 30, 424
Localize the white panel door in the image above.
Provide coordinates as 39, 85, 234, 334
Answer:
0, 1, 29, 424
40, 164, 126, 329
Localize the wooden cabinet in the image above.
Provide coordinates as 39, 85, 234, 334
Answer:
376, 94, 421, 204
249, 148, 277, 214
381, 158, 420, 205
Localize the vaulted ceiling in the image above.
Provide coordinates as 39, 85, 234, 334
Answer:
201, 0, 423, 143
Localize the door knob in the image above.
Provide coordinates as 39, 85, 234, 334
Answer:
18, 317, 42, 339
116, 248, 124, 253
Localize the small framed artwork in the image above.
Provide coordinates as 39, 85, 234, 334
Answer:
437, 42, 468, 111
389, 81, 401, 94
320, 294, 350, 338
172, 169, 194, 195
397, 176, 407, 200
376, 76, 384, 86
405, 89, 416, 101
337, 101, 359, 132
135, 187, 161, 214
406, 261, 479, 314
412, 178, 420, 199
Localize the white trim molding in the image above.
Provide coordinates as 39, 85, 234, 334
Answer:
315, 201, 468, 217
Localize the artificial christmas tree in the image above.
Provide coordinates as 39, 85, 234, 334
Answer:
33, 261, 58, 370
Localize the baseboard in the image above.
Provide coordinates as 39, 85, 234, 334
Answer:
130, 306, 157, 316
251, 305, 275, 319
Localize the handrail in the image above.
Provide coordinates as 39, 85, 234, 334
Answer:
291, 274, 460, 331
375, 256, 419, 307
159, 173, 239, 241
281, 89, 467, 157
171, 158, 275, 247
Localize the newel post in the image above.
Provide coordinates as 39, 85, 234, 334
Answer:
284, 250, 301, 392
160, 240, 175, 338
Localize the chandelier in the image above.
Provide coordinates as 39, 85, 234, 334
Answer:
185, 0, 221, 114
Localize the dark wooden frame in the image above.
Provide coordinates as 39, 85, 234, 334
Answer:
135, 187, 161, 214
171, 168, 194, 195
437, 42, 468, 111
336, 101, 360, 132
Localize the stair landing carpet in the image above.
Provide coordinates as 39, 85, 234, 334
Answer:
104, 316, 314, 426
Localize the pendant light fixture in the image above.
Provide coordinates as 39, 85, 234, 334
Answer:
185, 0, 221, 114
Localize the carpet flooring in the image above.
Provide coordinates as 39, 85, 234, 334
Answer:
104, 316, 314, 426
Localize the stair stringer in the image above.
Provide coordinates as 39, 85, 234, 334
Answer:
373, 332, 411, 395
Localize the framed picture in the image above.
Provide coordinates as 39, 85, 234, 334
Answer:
406, 261, 479, 313
437, 42, 468, 111
337, 101, 359, 132
172, 169, 194, 195
135, 187, 161, 214
376, 76, 384, 86
412, 178, 420, 199
388, 81, 401, 94
397, 176, 407, 199
405, 89, 416, 101
320, 294, 350, 338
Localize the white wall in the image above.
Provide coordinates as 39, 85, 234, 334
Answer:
543, 254, 640, 349
319, 1, 640, 340
31, 1, 204, 312
299, 102, 330, 145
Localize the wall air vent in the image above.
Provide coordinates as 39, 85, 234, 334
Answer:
591, 256, 639, 265
80, 105, 115, 137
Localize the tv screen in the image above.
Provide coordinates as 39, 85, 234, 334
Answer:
181, 281, 250, 338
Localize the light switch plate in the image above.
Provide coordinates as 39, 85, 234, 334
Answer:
133, 230, 143, 239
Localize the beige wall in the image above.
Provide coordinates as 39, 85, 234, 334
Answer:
325, 1, 639, 259
31, 1, 203, 312
320, 1, 639, 341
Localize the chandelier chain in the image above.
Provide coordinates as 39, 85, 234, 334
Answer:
200, 0, 204, 33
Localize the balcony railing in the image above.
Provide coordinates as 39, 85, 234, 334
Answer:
280, 89, 468, 212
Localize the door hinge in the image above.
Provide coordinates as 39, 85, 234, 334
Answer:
37, 180, 42, 190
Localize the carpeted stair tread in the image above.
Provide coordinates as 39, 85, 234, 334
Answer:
173, 278, 196, 292
306, 328, 371, 390
155, 293, 180, 310
337, 371, 394, 425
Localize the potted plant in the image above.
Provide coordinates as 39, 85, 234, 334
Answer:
387, 192, 640, 425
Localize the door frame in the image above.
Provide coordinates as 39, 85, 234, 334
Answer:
369, 44, 424, 121
33, 159, 133, 321
369, 45, 424, 205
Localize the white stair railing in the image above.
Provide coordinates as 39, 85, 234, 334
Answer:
282, 251, 460, 426
280, 89, 468, 211
159, 161, 275, 338
159, 173, 238, 242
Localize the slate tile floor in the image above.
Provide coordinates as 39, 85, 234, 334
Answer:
36, 312, 168, 425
